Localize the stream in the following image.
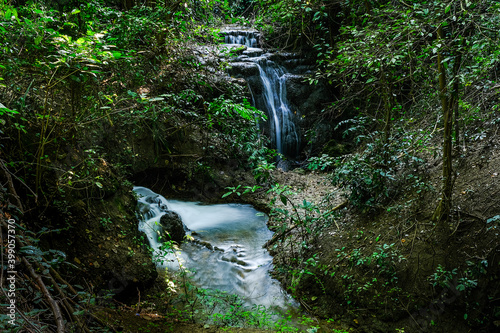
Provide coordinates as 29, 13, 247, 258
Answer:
134, 186, 297, 311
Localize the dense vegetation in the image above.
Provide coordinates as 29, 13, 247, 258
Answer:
1, 0, 499, 332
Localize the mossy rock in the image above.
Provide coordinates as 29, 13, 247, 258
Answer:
322, 139, 346, 157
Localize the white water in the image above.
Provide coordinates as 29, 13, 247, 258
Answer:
134, 186, 296, 309
223, 30, 258, 47
255, 58, 300, 159
224, 29, 300, 159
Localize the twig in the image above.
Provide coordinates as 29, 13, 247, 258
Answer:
263, 200, 348, 248
0, 159, 24, 212
22, 256, 65, 333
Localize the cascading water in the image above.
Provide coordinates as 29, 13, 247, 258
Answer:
224, 30, 258, 47
134, 186, 296, 309
223, 29, 300, 160
255, 59, 300, 159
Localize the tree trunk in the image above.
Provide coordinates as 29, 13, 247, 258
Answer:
382, 73, 392, 143
123, 0, 135, 11
432, 25, 453, 223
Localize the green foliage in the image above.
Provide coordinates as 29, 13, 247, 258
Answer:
207, 96, 266, 127
0, 0, 268, 200
486, 215, 500, 230
222, 184, 261, 198
262, 184, 347, 305
307, 154, 335, 171
328, 115, 432, 212
253, 159, 276, 182
315, 0, 500, 145
254, 0, 333, 49
330, 243, 406, 309
331, 151, 393, 210
99, 217, 112, 230
429, 260, 488, 294
428, 264, 458, 289
0, 2, 272, 331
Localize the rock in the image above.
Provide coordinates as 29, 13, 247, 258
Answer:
221, 255, 248, 266
227, 62, 260, 78
145, 195, 159, 204
293, 168, 306, 175
160, 210, 186, 243
322, 139, 346, 157
243, 47, 264, 57
137, 202, 150, 216
198, 240, 213, 250
277, 159, 291, 171
246, 75, 264, 95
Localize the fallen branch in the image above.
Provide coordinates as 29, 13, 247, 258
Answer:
263, 200, 348, 248
22, 256, 65, 333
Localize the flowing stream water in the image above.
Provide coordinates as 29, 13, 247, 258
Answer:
134, 186, 296, 310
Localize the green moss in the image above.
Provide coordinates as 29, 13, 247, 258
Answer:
322, 139, 346, 157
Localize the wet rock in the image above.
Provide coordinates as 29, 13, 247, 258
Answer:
137, 202, 150, 217
277, 159, 291, 171
284, 73, 332, 115
268, 52, 301, 61
243, 48, 264, 57
221, 255, 248, 266
227, 62, 260, 78
198, 240, 213, 250
145, 195, 159, 204
246, 75, 264, 95
234, 55, 249, 61
191, 238, 224, 252
159, 210, 186, 243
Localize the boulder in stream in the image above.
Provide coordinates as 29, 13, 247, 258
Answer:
159, 210, 186, 243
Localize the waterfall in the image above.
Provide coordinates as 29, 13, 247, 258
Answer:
224, 30, 258, 47
223, 29, 300, 160
255, 58, 300, 159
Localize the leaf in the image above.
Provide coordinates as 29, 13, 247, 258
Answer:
95, 182, 103, 188
34, 35, 43, 45
445, 5, 451, 14
71, 9, 81, 15
280, 194, 287, 206
112, 51, 122, 59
